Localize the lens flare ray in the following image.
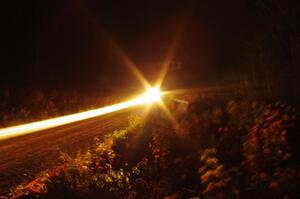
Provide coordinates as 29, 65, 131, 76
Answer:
0, 89, 162, 141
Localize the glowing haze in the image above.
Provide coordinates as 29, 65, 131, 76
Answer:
0, 88, 162, 141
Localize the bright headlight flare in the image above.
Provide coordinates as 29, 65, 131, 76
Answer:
142, 86, 162, 102
0, 88, 162, 141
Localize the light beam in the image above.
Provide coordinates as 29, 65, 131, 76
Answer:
143, 86, 162, 102
0, 88, 162, 141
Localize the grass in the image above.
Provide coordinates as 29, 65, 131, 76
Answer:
1, 94, 300, 199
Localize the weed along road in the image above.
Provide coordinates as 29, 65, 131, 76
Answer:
0, 87, 163, 191
0, 110, 134, 191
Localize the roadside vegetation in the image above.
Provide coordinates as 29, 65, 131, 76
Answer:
1, 94, 299, 199
0, 88, 127, 128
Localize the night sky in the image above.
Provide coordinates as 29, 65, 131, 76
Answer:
2, 0, 258, 91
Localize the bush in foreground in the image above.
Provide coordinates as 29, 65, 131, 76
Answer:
3, 96, 300, 199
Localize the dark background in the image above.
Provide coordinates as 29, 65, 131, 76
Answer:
1, 0, 299, 100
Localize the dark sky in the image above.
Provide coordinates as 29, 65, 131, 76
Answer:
1, 0, 257, 90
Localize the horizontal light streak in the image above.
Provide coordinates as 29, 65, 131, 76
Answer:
0, 89, 162, 141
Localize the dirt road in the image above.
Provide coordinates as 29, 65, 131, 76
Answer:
0, 109, 134, 192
